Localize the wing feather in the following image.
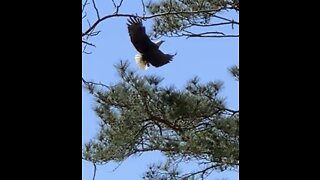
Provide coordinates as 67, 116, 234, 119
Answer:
127, 17, 153, 53
143, 49, 176, 67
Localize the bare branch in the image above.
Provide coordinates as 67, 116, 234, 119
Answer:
82, 12, 87, 19
90, 31, 101, 37
182, 164, 221, 179
82, 77, 110, 89
111, 0, 116, 8
82, 29, 95, 54
82, 42, 90, 54
86, 19, 91, 28
184, 33, 239, 38
216, 107, 239, 115
160, 28, 239, 38
92, 162, 97, 180
112, 0, 124, 14
92, 0, 100, 19
119, 0, 124, 9
141, 0, 146, 16
82, 9, 238, 37
132, 147, 176, 154
190, 21, 238, 27
83, 50, 92, 55
82, 14, 130, 36
82, 0, 89, 13
184, 30, 225, 36
213, 15, 238, 24
116, 0, 124, 14
82, 40, 96, 47
107, 161, 125, 173
83, 17, 101, 41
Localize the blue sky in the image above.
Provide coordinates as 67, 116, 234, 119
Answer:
82, 1, 239, 179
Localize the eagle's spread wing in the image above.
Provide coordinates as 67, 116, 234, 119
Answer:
127, 17, 152, 53
127, 17, 175, 68
143, 48, 175, 67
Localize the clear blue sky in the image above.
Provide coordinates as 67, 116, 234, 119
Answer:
82, 1, 239, 179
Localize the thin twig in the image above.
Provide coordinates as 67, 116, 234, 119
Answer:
82, 40, 96, 47
190, 21, 238, 27
182, 164, 221, 179
213, 14, 238, 24
82, 0, 89, 13
185, 34, 239, 38
111, 0, 117, 8
82, 12, 87, 19
92, 162, 97, 180
110, 161, 124, 172
82, 32, 94, 54
112, 0, 124, 14
141, 0, 146, 16
87, 19, 91, 28
178, 28, 238, 38
216, 107, 239, 115
92, 0, 100, 19
82, 77, 110, 89
184, 30, 225, 36
89, 31, 101, 37
83, 51, 92, 55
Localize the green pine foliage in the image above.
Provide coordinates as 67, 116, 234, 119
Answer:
83, 61, 239, 179
146, 0, 239, 38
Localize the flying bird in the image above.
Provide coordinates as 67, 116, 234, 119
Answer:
127, 17, 176, 70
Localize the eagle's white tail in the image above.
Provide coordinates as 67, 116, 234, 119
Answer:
135, 53, 149, 70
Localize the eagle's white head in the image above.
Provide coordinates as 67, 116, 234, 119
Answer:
135, 53, 149, 70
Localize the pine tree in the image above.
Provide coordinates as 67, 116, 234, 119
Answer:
82, 0, 239, 179
83, 60, 239, 179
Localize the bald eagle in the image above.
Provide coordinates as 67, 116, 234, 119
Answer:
127, 17, 176, 70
